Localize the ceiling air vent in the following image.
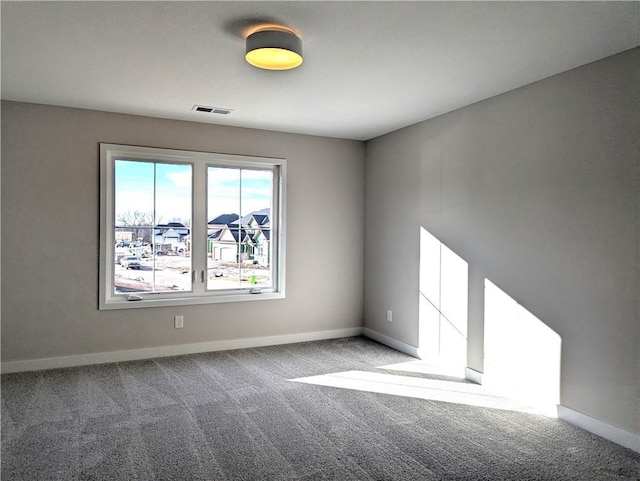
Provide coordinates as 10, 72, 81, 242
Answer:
192, 105, 233, 115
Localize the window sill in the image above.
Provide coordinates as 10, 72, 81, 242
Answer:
99, 291, 285, 310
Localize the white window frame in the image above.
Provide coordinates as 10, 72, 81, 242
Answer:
99, 143, 286, 310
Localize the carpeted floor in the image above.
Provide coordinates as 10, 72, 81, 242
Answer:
2, 336, 639, 480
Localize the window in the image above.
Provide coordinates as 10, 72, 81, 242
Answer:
100, 144, 286, 309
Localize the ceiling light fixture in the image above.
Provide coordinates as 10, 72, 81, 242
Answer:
245, 27, 303, 71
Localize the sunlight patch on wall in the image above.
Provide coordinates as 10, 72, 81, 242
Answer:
484, 279, 562, 414
419, 227, 468, 368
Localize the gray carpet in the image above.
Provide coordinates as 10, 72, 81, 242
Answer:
2, 336, 638, 480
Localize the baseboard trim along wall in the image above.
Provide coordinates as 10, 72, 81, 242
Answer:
362, 328, 420, 358
464, 367, 483, 385
557, 405, 640, 453
0, 327, 365, 374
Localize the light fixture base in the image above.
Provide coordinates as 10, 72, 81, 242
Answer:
245, 29, 303, 71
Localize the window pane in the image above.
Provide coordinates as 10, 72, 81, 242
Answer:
152, 163, 192, 292
207, 167, 273, 290
114, 160, 192, 294
240, 169, 273, 289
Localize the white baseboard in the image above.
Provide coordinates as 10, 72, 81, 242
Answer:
464, 367, 483, 385
558, 405, 640, 453
363, 328, 420, 358
1, 327, 364, 374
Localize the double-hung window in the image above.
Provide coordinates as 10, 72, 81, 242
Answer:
99, 143, 286, 309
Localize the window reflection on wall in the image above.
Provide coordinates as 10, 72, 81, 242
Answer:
419, 227, 468, 368
484, 279, 561, 413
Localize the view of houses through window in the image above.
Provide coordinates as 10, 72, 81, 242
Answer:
114, 160, 273, 294
206, 166, 273, 290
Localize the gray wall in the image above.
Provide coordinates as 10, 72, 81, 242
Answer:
364, 48, 639, 434
1, 102, 365, 360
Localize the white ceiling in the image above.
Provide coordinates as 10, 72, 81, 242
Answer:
2, 1, 638, 141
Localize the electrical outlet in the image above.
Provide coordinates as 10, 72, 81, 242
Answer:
174, 315, 184, 329
386, 309, 393, 322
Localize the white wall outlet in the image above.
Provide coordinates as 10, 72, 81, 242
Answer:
174, 315, 184, 329
386, 309, 393, 322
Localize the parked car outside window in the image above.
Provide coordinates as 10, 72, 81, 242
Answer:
120, 256, 141, 270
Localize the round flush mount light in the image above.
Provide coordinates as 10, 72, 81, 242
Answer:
245, 27, 303, 71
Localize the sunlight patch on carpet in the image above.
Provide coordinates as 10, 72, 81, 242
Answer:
290, 370, 557, 416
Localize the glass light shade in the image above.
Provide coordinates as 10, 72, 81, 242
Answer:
245, 30, 303, 70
